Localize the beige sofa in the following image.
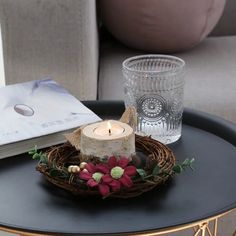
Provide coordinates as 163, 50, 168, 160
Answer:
0, 0, 236, 235
1, 0, 236, 124
0, 0, 98, 100
98, 0, 236, 124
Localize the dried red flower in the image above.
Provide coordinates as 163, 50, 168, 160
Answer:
79, 163, 110, 196
79, 156, 137, 196
102, 156, 137, 192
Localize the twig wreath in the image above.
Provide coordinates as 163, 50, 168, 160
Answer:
29, 108, 194, 199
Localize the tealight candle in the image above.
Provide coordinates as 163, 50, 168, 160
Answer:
80, 120, 135, 160
94, 120, 125, 136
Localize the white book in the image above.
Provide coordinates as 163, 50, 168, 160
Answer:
0, 78, 101, 158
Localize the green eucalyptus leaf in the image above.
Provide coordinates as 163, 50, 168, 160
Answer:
190, 165, 195, 171
40, 154, 48, 164
61, 168, 70, 178
28, 150, 35, 155
32, 153, 41, 160
181, 158, 195, 170
137, 168, 147, 180
182, 159, 190, 166
61, 173, 69, 179
172, 165, 183, 174
152, 165, 160, 176
190, 158, 195, 170
29, 145, 38, 154
49, 167, 69, 179
49, 169, 63, 177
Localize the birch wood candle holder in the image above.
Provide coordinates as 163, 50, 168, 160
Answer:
80, 120, 135, 161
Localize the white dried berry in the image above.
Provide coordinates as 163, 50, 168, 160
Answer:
68, 165, 73, 173
68, 165, 80, 173
71, 165, 80, 173
79, 162, 87, 169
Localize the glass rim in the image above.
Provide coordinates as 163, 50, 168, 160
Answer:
122, 54, 185, 74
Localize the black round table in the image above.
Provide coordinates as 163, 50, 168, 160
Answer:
0, 101, 236, 236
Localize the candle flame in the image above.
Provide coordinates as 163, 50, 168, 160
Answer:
107, 121, 112, 135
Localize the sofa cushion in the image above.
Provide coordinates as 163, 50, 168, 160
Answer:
99, 0, 225, 52
98, 36, 236, 123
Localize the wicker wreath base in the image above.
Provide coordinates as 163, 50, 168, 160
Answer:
36, 135, 176, 199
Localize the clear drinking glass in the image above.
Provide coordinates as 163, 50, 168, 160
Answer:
122, 55, 185, 144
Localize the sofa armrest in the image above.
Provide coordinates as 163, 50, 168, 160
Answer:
0, 0, 98, 100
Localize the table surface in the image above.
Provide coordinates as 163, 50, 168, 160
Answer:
0, 101, 236, 235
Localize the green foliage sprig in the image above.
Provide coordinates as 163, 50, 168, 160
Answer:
172, 158, 195, 174
137, 158, 195, 180
29, 146, 69, 179
28, 146, 48, 164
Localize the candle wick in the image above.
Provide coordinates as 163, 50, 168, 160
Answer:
109, 129, 111, 136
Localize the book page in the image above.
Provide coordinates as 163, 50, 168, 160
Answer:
0, 78, 101, 145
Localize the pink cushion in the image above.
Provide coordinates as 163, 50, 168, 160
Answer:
99, 0, 226, 52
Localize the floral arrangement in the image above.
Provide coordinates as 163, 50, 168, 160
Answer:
75, 156, 137, 196
29, 135, 194, 199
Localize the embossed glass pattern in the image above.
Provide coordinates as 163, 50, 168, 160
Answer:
123, 55, 185, 144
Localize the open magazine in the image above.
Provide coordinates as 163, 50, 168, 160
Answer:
0, 78, 101, 158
